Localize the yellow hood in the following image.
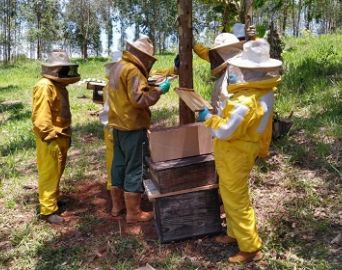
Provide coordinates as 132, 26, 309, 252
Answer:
228, 76, 282, 94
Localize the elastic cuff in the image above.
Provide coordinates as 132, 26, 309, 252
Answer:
204, 112, 212, 121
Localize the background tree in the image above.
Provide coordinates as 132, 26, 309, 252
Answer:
65, 0, 102, 59
22, 0, 62, 59
0, 0, 21, 63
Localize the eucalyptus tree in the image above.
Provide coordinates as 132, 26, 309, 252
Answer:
65, 0, 102, 59
22, 0, 62, 59
0, 0, 22, 63
98, 0, 115, 56
113, 0, 177, 53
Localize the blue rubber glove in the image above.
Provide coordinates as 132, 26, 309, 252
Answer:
159, 79, 171, 94
197, 106, 210, 122
228, 73, 238, 84
174, 54, 180, 69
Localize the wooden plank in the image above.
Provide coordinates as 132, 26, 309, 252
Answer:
143, 179, 218, 200
147, 154, 214, 171
175, 88, 213, 112
154, 188, 222, 243
178, 0, 195, 124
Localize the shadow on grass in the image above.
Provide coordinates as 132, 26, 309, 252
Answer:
0, 99, 23, 110
0, 135, 35, 156
0, 101, 34, 156
72, 120, 104, 141
273, 135, 341, 184
262, 195, 342, 269
0, 100, 31, 124
0, 85, 20, 92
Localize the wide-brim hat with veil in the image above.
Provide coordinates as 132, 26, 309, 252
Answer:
228, 39, 282, 69
126, 36, 157, 74
208, 33, 244, 76
41, 50, 80, 84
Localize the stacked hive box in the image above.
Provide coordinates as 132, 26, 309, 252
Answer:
144, 123, 222, 243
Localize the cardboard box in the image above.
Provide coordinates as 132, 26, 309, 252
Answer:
148, 123, 213, 162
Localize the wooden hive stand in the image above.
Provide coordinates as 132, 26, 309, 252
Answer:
143, 178, 221, 243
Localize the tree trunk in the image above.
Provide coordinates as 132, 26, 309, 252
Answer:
83, 2, 90, 59
119, 19, 126, 50
177, 0, 195, 125
291, 0, 296, 36
296, 0, 302, 36
222, 5, 229, 33
305, 1, 312, 30
282, 4, 288, 34
5, 0, 11, 63
37, 14, 41, 60
244, 0, 253, 40
106, 6, 113, 56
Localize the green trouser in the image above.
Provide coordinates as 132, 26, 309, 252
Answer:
111, 129, 148, 193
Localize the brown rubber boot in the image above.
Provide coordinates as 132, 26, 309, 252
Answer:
213, 235, 237, 245
45, 214, 64, 224
228, 250, 263, 263
110, 187, 125, 217
124, 192, 153, 223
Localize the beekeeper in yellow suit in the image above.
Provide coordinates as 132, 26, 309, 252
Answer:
193, 24, 257, 113
102, 48, 176, 216
193, 33, 243, 112
32, 50, 80, 224
101, 51, 123, 191
198, 39, 282, 263
107, 37, 171, 223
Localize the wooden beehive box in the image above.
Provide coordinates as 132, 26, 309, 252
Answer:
144, 179, 222, 243
148, 123, 213, 163
146, 154, 216, 194
87, 81, 106, 104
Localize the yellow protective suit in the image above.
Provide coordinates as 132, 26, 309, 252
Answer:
36, 136, 70, 215
193, 43, 210, 62
107, 51, 162, 131
32, 78, 71, 215
104, 126, 113, 190
204, 76, 281, 252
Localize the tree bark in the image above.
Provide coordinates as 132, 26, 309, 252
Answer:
83, 2, 90, 59
296, 0, 302, 36
244, 0, 253, 40
177, 0, 195, 125
222, 5, 229, 33
292, 0, 296, 36
37, 14, 41, 59
282, 4, 288, 34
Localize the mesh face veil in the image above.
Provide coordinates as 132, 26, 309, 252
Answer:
42, 65, 80, 78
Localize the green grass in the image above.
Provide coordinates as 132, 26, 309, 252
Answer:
1, 34, 342, 269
